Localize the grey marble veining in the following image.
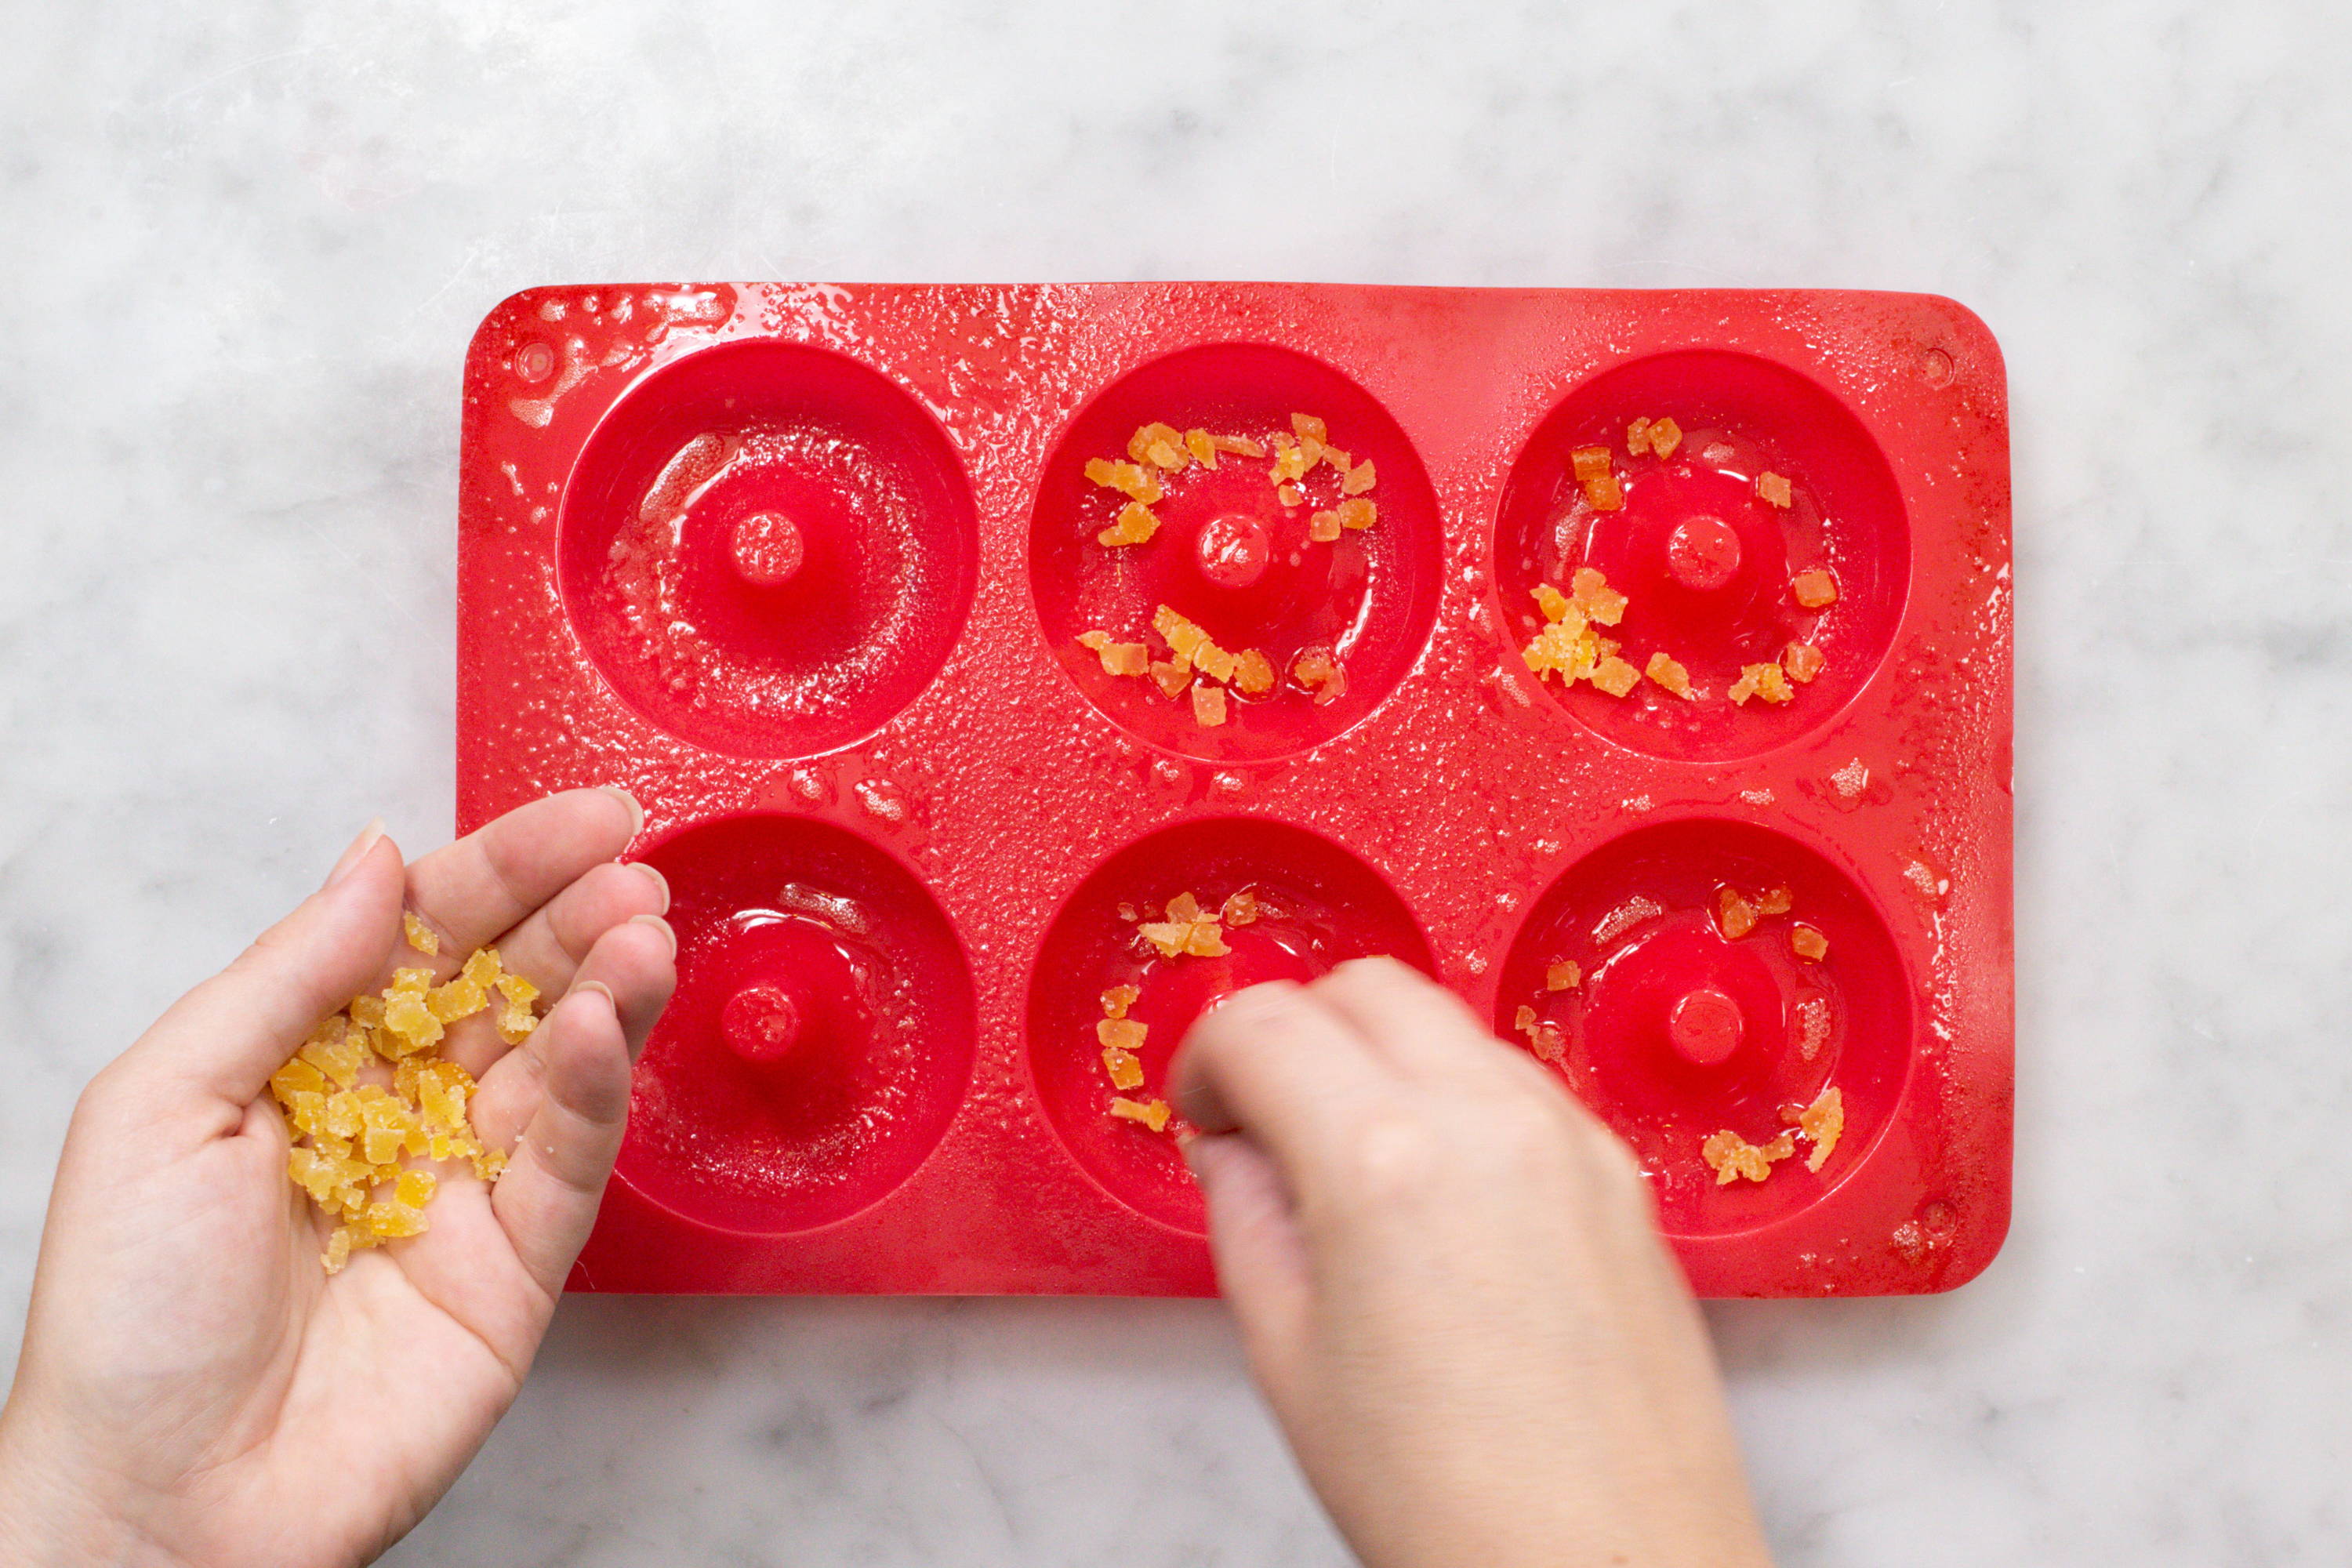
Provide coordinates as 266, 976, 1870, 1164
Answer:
3, 2, 2349, 1563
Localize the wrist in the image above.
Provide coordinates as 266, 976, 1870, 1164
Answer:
0, 1393, 187, 1568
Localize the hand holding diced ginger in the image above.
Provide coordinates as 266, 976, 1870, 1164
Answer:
0, 789, 677, 1567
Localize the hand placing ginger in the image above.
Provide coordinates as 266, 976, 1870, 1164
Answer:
0, 789, 677, 1568
1171, 957, 1773, 1568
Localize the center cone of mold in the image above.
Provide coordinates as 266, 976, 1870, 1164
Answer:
729, 510, 807, 588
721, 979, 808, 1064
1195, 511, 1272, 591
1667, 985, 1744, 1067
1666, 514, 1743, 592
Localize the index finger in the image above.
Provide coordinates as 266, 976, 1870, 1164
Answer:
1166, 980, 1396, 1175
404, 788, 643, 957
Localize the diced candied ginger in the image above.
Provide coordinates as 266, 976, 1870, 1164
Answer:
1533, 583, 1573, 622
1221, 888, 1263, 927
1572, 446, 1612, 483
1569, 568, 1627, 626
270, 1056, 329, 1105
364, 1199, 429, 1241
350, 993, 386, 1029
1628, 416, 1653, 456
1649, 416, 1682, 459
1102, 1046, 1145, 1091
1084, 458, 1165, 504
1342, 459, 1376, 495
1591, 656, 1640, 698
1138, 892, 1229, 959
1291, 647, 1347, 706
404, 912, 439, 956
1782, 642, 1827, 683
1098, 501, 1162, 547
1109, 1097, 1172, 1133
1128, 422, 1187, 467
1149, 657, 1192, 699
1755, 471, 1794, 509
1717, 887, 1759, 941
1101, 984, 1139, 1019
1512, 1005, 1566, 1063
1337, 498, 1376, 532
1584, 474, 1624, 511
494, 971, 540, 1044
1700, 1128, 1797, 1185
1546, 960, 1581, 991
1790, 569, 1839, 609
1098, 1017, 1148, 1054
426, 975, 488, 1025
1234, 649, 1276, 695
1791, 923, 1830, 962
379, 993, 444, 1057
1319, 444, 1351, 474
1290, 412, 1327, 443
1153, 605, 1232, 680
1727, 662, 1793, 706
1184, 429, 1219, 468
1308, 509, 1342, 543
1078, 630, 1152, 677
322, 1226, 358, 1274
1213, 434, 1265, 459
1784, 1086, 1845, 1171
1644, 651, 1694, 699
1757, 887, 1793, 917
1278, 483, 1305, 507
1269, 435, 1312, 484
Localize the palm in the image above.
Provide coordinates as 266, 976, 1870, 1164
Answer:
7, 792, 674, 1567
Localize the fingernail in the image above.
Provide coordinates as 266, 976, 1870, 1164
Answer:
569, 978, 619, 1022
630, 860, 671, 914
630, 913, 678, 958
599, 786, 646, 841
325, 818, 386, 888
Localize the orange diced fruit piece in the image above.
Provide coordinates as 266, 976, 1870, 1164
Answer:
1098, 501, 1162, 547
1101, 984, 1139, 1019
1102, 1046, 1145, 1091
1221, 889, 1262, 926
1234, 648, 1276, 695
1144, 440, 1185, 471
1184, 429, 1219, 468
1755, 471, 1794, 509
1546, 960, 1581, 991
1791, 924, 1830, 962
1791, 569, 1840, 609
1572, 445, 1613, 483
1649, 417, 1682, 459
1717, 887, 1759, 940
1570, 567, 1627, 626
1533, 583, 1573, 622
1098, 1017, 1148, 1053
1342, 459, 1376, 495
1308, 510, 1343, 543
1592, 656, 1640, 698
1728, 663, 1793, 706
1584, 474, 1624, 511
1109, 1097, 1172, 1133
1319, 444, 1351, 474
1292, 648, 1347, 705
1627, 416, 1653, 456
1290, 412, 1327, 443
1214, 434, 1265, 458
1337, 498, 1377, 532
1782, 642, 1827, 683
1278, 483, 1305, 507
1787, 1086, 1845, 1171
1149, 659, 1192, 699
1757, 887, 1794, 917
1128, 422, 1185, 464
1644, 652, 1693, 699
404, 912, 438, 956
1269, 437, 1311, 483
1701, 1131, 1781, 1185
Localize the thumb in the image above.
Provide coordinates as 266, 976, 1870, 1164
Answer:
116, 826, 405, 1108
1185, 1131, 1312, 1400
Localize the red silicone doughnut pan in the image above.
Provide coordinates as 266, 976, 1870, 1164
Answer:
458, 283, 2011, 1298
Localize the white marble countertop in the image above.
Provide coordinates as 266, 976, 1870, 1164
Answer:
4, 3, 2348, 1563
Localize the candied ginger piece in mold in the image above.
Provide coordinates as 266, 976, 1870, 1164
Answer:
1290, 412, 1327, 443
1648, 416, 1682, 459
1101, 984, 1140, 1019
1755, 471, 1794, 509
1184, 429, 1219, 468
1342, 459, 1377, 495
1098, 1018, 1148, 1054
1546, 960, 1581, 992
1644, 652, 1694, 699
1234, 649, 1276, 695
1098, 501, 1162, 548
1337, 499, 1376, 532
1085, 458, 1165, 504
1569, 567, 1627, 626
1308, 510, 1343, 543
1782, 642, 1827, 683
1784, 1086, 1846, 1171
1591, 656, 1640, 698
1291, 647, 1348, 706
1791, 569, 1840, 609
1791, 923, 1830, 962
1728, 663, 1793, 706
1102, 1046, 1145, 1091
1109, 1097, 1173, 1133
1701, 1128, 1797, 1185
1716, 887, 1759, 941
1128, 422, 1186, 465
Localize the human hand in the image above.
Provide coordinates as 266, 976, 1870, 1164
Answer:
0, 789, 677, 1568
1171, 957, 1772, 1568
